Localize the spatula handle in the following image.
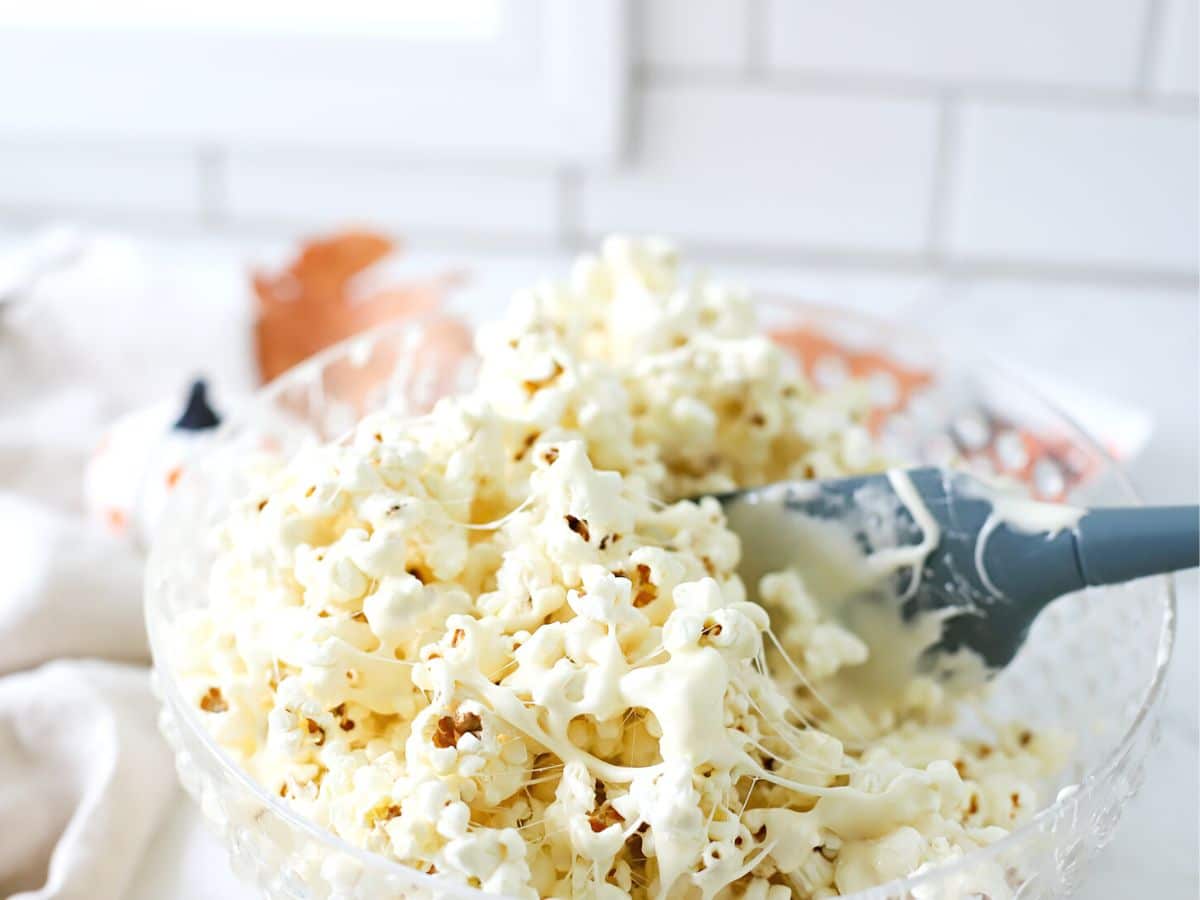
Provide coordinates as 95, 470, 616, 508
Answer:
1076, 506, 1199, 587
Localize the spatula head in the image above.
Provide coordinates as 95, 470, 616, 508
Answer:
717, 468, 1082, 682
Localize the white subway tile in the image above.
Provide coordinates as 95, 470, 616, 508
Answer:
1152, 0, 1198, 96
945, 104, 1198, 271
638, 0, 747, 69
580, 85, 938, 253
707, 263, 937, 319
224, 155, 559, 237
0, 144, 200, 217
927, 279, 1198, 502
766, 0, 1147, 89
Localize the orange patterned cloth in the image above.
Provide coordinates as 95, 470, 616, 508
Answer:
770, 325, 933, 427
770, 324, 1101, 500
251, 236, 1099, 501
253, 230, 464, 383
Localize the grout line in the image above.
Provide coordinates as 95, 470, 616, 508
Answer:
627, 0, 646, 78
0, 132, 560, 178
0, 206, 1195, 293
744, 0, 767, 79
1136, 0, 1167, 97
219, 148, 556, 178
556, 168, 582, 250
218, 220, 565, 255
0, 207, 214, 236
925, 94, 960, 257
638, 64, 1200, 113
0, 207, 565, 254
196, 147, 227, 226
571, 235, 1200, 291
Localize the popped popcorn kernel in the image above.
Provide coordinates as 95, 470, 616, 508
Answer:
178, 238, 1061, 900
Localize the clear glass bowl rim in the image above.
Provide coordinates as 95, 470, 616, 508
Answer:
146, 298, 1177, 900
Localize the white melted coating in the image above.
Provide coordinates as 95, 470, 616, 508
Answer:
728, 469, 978, 713
724, 471, 941, 607
970, 483, 1086, 599
864, 471, 942, 597
176, 238, 1068, 900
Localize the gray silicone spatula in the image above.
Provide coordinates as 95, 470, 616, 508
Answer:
717, 467, 1198, 678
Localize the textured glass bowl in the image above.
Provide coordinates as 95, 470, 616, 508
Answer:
146, 301, 1174, 900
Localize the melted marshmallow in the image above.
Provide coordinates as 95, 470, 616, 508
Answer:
177, 238, 1067, 900
968, 480, 1086, 599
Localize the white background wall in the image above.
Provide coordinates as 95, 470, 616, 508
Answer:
0, 0, 1195, 289
0, 6, 1196, 898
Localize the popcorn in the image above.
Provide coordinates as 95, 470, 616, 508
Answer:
179, 238, 1063, 899
566, 565, 640, 626
404, 700, 529, 807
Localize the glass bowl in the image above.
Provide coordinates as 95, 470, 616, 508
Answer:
146, 300, 1174, 900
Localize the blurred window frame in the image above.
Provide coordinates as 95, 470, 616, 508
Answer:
0, 0, 627, 164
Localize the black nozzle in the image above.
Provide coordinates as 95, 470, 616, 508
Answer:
174, 379, 221, 431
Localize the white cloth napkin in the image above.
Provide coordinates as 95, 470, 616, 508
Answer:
0, 231, 256, 900
0, 498, 149, 675
0, 662, 172, 900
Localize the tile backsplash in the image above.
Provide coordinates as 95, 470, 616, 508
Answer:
0, 0, 1195, 284
763, 0, 1148, 89
945, 103, 1197, 270
579, 86, 940, 254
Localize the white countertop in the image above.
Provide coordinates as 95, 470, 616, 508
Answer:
7, 231, 1190, 900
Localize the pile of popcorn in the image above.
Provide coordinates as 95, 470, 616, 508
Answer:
176, 238, 1064, 898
